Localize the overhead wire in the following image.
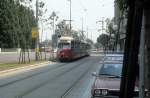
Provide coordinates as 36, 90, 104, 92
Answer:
96, 0, 114, 7
76, 0, 87, 12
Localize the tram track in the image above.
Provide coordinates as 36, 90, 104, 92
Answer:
61, 58, 98, 98
14, 57, 92, 98
0, 57, 90, 88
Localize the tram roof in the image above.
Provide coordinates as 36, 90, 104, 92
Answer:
59, 36, 74, 41
59, 36, 90, 45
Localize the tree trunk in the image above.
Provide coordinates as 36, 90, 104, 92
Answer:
27, 48, 30, 63
119, 0, 143, 98
144, 7, 150, 97
21, 48, 23, 64
119, 1, 135, 97
18, 49, 22, 64
44, 45, 47, 60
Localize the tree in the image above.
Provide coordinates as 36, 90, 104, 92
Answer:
116, 0, 147, 98
0, 0, 36, 48
0, 0, 16, 48
18, 1, 37, 63
97, 34, 110, 51
0, 0, 37, 63
48, 11, 59, 49
144, 1, 150, 97
86, 38, 94, 45
105, 18, 117, 50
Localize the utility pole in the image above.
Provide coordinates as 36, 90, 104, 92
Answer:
63, 19, 72, 35
35, 0, 39, 61
96, 17, 105, 33
81, 17, 84, 39
91, 32, 92, 40
86, 26, 88, 39
69, 0, 72, 36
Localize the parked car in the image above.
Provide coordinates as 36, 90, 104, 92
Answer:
103, 55, 123, 62
100, 53, 123, 63
91, 62, 147, 98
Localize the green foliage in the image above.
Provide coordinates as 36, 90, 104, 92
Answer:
106, 19, 116, 35
94, 43, 102, 49
97, 18, 117, 50
49, 56, 58, 62
0, 0, 37, 48
86, 38, 94, 45
97, 34, 110, 48
115, 0, 128, 12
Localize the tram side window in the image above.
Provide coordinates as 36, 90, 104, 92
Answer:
81, 43, 84, 49
75, 42, 77, 49
71, 41, 75, 49
58, 43, 62, 48
78, 42, 81, 48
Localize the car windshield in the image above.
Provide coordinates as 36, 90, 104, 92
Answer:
99, 63, 122, 77
58, 43, 71, 49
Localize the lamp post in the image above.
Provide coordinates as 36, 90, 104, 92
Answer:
69, 0, 72, 35
96, 17, 105, 34
67, 0, 72, 36
81, 9, 87, 40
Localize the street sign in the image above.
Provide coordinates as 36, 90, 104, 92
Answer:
32, 27, 39, 38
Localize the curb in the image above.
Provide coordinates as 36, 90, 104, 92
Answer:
0, 61, 53, 74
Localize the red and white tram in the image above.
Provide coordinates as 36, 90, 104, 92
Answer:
57, 36, 91, 61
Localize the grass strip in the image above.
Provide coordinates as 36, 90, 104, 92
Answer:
0, 60, 46, 71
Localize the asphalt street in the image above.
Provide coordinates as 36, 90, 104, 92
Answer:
0, 55, 102, 98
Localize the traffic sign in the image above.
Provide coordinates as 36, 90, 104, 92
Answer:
32, 27, 39, 38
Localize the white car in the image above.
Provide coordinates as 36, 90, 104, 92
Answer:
100, 53, 123, 64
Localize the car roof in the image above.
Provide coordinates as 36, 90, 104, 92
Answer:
104, 54, 123, 57
104, 51, 124, 54
102, 61, 123, 64
102, 60, 123, 64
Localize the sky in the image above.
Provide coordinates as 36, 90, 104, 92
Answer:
32, 0, 114, 43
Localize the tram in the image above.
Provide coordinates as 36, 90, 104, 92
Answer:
57, 36, 91, 61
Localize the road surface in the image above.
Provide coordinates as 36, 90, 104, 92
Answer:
0, 55, 102, 98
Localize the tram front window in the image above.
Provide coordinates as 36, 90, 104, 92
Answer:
58, 43, 71, 49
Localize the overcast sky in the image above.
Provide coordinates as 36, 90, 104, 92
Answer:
33, 0, 114, 42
